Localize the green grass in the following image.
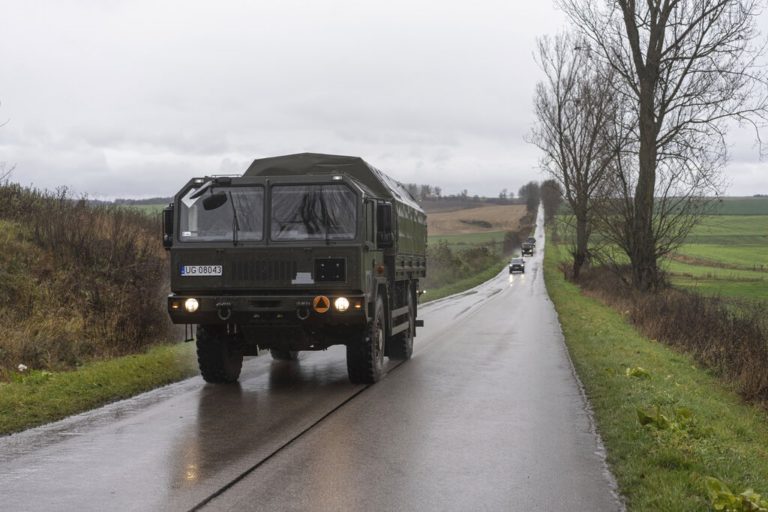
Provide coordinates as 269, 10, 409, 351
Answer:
421, 256, 505, 303
425, 228, 519, 301
0, 343, 198, 435
428, 230, 507, 252
675, 245, 768, 271
555, 213, 768, 302
671, 275, 768, 301
545, 240, 768, 511
666, 215, 768, 301
704, 197, 768, 215
665, 260, 767, 282
681, 215, 768, 244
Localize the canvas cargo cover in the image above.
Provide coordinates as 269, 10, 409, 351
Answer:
243, 153, 423, 213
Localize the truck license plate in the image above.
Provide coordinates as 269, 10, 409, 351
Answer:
180, 265, 222, 276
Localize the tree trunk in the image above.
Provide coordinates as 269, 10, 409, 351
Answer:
572, 213, 589, 279
632, 81, 659, 291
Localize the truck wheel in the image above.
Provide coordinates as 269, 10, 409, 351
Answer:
346, 295, 385, 384
388, 289, 414, 360
196, 325, 244, 383
270, 349, 299, 361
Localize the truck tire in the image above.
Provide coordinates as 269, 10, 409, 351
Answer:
388, 288, 414, 360
346, 295, 385, 384
196, 325, 244, 383
270, 349, 299, 361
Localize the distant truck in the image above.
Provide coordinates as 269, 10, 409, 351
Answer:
522, 242, 534, 256
162, 153, 427, 384
526, 236, 536, 246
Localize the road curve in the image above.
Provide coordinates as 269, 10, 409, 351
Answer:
0, 207, 622, 511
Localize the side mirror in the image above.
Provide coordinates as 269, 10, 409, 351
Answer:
162, 204, 174, 249
376, 203, 394, 248
203, 192, 228, 211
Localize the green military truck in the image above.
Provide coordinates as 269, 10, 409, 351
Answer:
163, 153, 427, 384
521, 242, 534, 256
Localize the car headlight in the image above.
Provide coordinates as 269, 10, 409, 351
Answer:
334, 297, 350, 312
184, 298, 199, 313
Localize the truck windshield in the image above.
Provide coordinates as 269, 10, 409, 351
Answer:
271, 184, 357, 241
179, 186, 264, 242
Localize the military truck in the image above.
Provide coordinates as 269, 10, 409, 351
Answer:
162, 153, 427, 384
522, 242, 534, 256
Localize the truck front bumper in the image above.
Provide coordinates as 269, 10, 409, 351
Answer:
167, 293, 367, 326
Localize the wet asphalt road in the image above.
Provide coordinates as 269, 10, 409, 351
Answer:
0, 208, 622, 511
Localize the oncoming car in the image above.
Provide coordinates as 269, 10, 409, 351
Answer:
508, 257, 525, 274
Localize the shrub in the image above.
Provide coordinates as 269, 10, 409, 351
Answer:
0, 184, 171, 377
578, 266, 768, 402
424, 242, 501, 291
459, 219, 493, 228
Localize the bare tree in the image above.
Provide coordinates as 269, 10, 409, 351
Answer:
558, 0, 768, 290
530, 33, 616, 278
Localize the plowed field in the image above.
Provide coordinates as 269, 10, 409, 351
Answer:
428, 204, 527, 235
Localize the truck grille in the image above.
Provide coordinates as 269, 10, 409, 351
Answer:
231, 260, 298, 283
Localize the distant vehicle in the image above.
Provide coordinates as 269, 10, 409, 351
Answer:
526, 236, 536, 246
522, 242, 534, 256
509, 257, 525, 274
163, 153, 427, 385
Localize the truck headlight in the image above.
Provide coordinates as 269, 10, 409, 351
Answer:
184, 298, 199, 313
334, 297, 350, 312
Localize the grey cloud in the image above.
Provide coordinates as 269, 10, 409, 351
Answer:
2, 0, 763, 200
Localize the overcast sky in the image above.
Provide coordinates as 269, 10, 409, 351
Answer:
1, 1, 766, 199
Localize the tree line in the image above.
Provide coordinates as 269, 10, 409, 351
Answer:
531, 0, 768, 289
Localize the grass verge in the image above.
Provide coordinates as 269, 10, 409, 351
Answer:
0, 343, 197, 436
544, 241, 768, 511
422, 256, 505, 303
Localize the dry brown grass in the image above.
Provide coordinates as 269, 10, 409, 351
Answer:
0, 184, 172, 378
428, 204, 527, 235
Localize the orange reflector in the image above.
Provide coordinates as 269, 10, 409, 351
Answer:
312, 295, 330, 314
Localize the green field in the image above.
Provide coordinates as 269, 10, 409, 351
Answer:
703, 196, 768, 215
666, 215, 768, 300
554, 209, 768, 301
